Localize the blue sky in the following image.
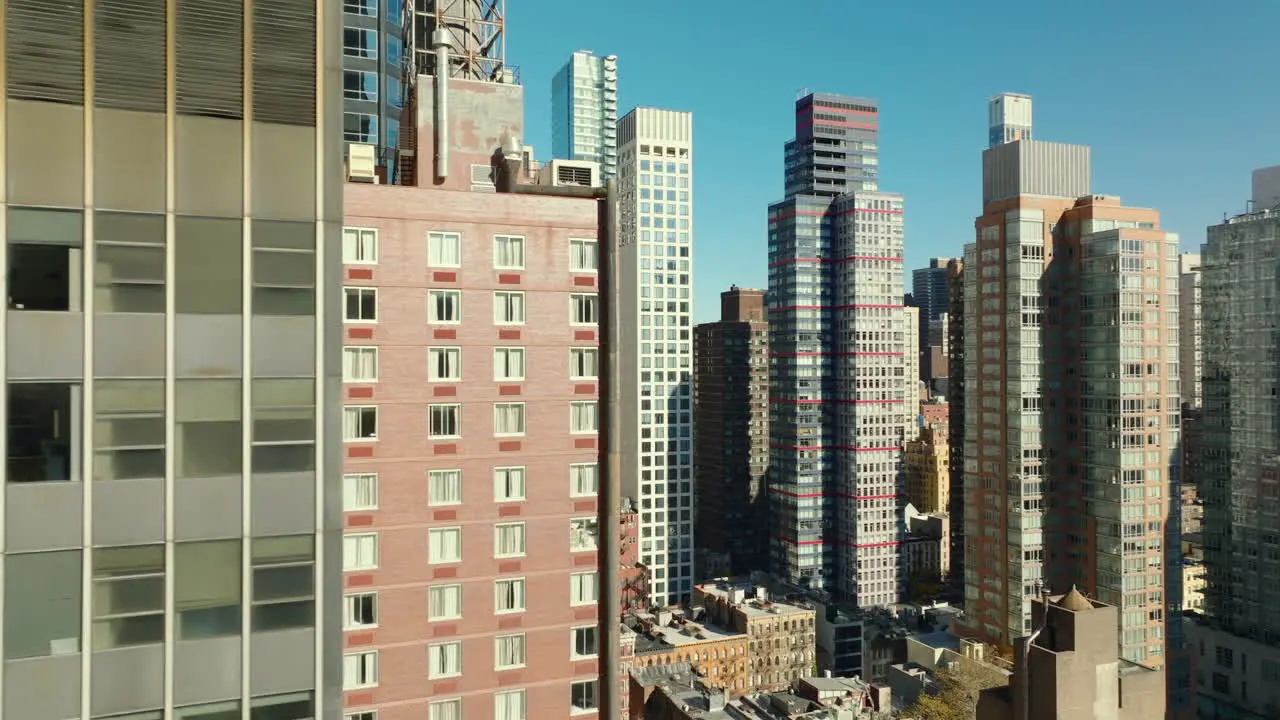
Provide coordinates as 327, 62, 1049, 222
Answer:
508, 0, 1279, 323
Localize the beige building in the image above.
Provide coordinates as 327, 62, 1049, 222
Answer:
977, 589, 1165, 720
625, 611, 750, 694
905, 424, 949, 514
1181, 561, 1205, 612
695, 583, 817, 692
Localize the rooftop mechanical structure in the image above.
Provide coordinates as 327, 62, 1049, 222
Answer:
412, 0, 512, 83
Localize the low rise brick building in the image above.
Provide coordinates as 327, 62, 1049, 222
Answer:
695, 582, 817, 692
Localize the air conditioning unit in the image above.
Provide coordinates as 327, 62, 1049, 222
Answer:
347, 143, 377, 183
538, 159, 600, 188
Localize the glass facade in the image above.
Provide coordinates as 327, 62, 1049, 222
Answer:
551, 51, 618, 180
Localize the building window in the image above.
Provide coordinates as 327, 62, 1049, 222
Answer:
428, 583, 462, 620
92, 545, 165, 649
429, 404, 461, 438
494, 466, 525, 502
570, 348, 598, 379
342, 27, 377, 58
345, 712, 377, 720
570, 401, 599, 434
494, 578, 526, 614
495, 690, 526, 720
342, 533, 378, 571
344, 592, 377, 629
175, 540, 240, 641
570, 463, 598, 497
428, 231, 461, 268
343, 70, 378, 102
428, 469, 462, 506
571, 626, 599, 659
570, 518, 598, 552
428, 641, 462, 679
428, 347, 461, 382
428, 527, 462, 564
343, 651, 378, 689
493, 291, 525, 325
570, 572, 598, 606
494, 403, 526, 437
342, 406, 377, 441
570, 293, 599, 324
493, 235, 525, 270
494, 347, 525, 381
342, 227, 378, 264
343, 287, 376, 322
343, 112, 378, 144
343, 346, 378, 383
570, 239, 598, 272
427, 699, 462, 720
250, 536, 315, 632
343, 0, 376, 16
571, 680, 599, 714
428, 289, 461, 324
495, 634, 526, 670
343, 472, 378, 511
494, 522, 526, 559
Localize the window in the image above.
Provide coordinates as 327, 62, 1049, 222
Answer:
428, 583, 462, 621
570, 518, 598, 552
494, 523, 526, 558
495, 634, 526, 669
493, 291, 525, 325
570, 572, 598, 607
571, 680, 600, 714
251, 536, 315, 632
343, 70, 378, 102
428, 289, 461, 324
571, 626, 599, 659
175, 540, 241, 641
570, 239, 598, 272
346, 712, 377, 720
94, 379, 164, 481
343, 473, 378, 511
493, 235, 525, 269
429, 404, 461, 438
428, 640, 462, 679
494, 347, 525, 381
343, 533, 378, 571
494, 578, 525, 614
343, 406, 378, 441
342, 227, 378, 264
570, 401, 599, 434
343, 346, 378, 382
344, 592, 377, 629
344, 112, 378, 144
494, 467, 525, 502
429, 527, 462, 564
428, 231, 461, 268
570, 463, 598, 497
570, 348, 598, 379
494, 403, 526, 436
428, 700, 462, 720
494, 690, 526, 720
344, 287, 377, 322
343, 651, 378, 689
429, 347, 461, 382
570, 293, 599, 324
342, 28, 377, 58
428, 469, 462, 506
250, 378, 315, 474
92, 545, 165, 649
343, 0, 376, 16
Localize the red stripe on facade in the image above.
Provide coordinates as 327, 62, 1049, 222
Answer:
770, 304, 905, 312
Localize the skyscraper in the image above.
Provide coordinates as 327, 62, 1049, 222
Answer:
1178, 253, 1203, 409
912, 258, 954, 387
767, 93, 908, 604
961, 97, 1177, 668
618, 107, 695, 606
1, 1, 342, 718
552, 50, 620, 180
341, 0, 410, 171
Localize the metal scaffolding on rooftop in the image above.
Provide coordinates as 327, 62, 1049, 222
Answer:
413, 0, 511, 83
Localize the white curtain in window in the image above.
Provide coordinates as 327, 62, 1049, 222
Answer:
494, 236, 524, 268
495, 690, 526, 720
570, 239, 597, 271
495, 634, 525, 668
496, 348, 524, 380
495, 467, 524, 500
571, 464, 598, 495
496, 578, 525, 612
428, 470, 461, 504
428, 641, 460, 677
429, 528, 461, 563
429, 699, 462, 720
430, 290, 460, 322
429, 347, 459, 380
343, 473, 378, 510
571, 572, 597, 605
571, 348, 598, 378
495, 404, 525, 435
572, 402, 598, 432
343, 347, 377, 381
493, 292, 525, 324
342, 534, 378, 569
495, 524, 525, 557
428, 232, 460, 266
428, 584, 461, 619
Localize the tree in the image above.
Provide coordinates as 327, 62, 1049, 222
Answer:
905, 660, 1007, 720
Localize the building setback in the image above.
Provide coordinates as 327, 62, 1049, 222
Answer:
552, 50, 620, 180
0, 0, 342, 717
339, 61, 610, 717
767, 92, 908, 604
693, 287, 770, 577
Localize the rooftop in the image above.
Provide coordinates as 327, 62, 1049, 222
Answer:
626, 611, 744, 655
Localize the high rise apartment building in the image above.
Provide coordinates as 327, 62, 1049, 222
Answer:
341, 0, 409, 168
1187, 169, 1280, 718
618, 107, 695, 606
946, 259, 967, 592
337, 37, 611, 720
0, 1, 342, 718
693, 287, 770, 576
552, 51, 620, 180
961, 97, 1178, 669
1177, 253, 1203, 409
767, 92, 907, 605
912, 258, 954, 385
904, 305, 921, 433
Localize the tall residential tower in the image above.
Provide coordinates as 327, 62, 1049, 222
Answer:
1, 0, 343, 718
552, 51, 620, 180
768, 93, 908, 604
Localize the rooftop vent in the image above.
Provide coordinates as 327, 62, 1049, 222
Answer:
347, 143, 377, 183
538, 159, 600, 188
